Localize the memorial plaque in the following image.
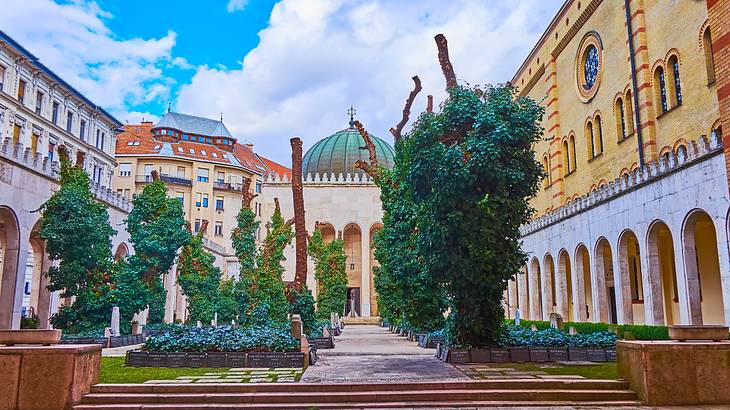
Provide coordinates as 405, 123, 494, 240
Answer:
284, 352, 305, 368
568, 347, 588, 361
586, 348, 607, 362
490, 348, 510, 363
207, 352, 229, 367
186, 353, 206, 367
314, 337, 333, 349
264, 352, 285, 367
248, 353, 267, 368
126, 351, 146, 366
605, 349, 617, 362
147, 352, 168, 367
548, 348, 568, 362
510, 347, 530, 362
165, 353, 187, 368
529, 347, 549, 362
470, 348, 491, 363
228, 352, 247, 367
447, 349, 470, 363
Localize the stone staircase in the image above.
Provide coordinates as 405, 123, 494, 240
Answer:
341, 316, 381, 325
74, 379, 640, 409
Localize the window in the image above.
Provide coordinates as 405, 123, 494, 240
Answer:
35, 91, 43, 115
562, 140, 571, 174
655, 66, 668, 113
48, 138, 56, 160
669, 56, 682, 106
52, 102, 59, 124
202, 193, 209, 208
625, 91, 635, 135
177, 166, 186, 178
176, 192, 184, 204
212, 152, 218, 158
616, 98, 627, 139
216, 171, 225, 183
31, 133, 38, 153
66, 112, 73, 133
542, 154, 550, 188
0, 65, 4, 91
703, 26, 715, 85
195, 193, 202, 207
92, 164, 102, 184
586, 120, 595, 158
12, 123, 21, 145
194, 219, 201, 233
583, 45, 598, 90
197, 168, 209, 182
214, 221, 223, 236
594, 115, 603, 154
255, 181, 262, 193
79, 120, 86, 141
189, 148, 195, 154
95, 130, 105, 150
119, 163, 132, 177
216, 196, 224, 210
17, 79, 26, 103
144, 164, 154, 180
201, 150, 207, 156
569, 135, 577, 171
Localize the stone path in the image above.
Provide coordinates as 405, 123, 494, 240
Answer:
302, 325, 468, 383
144, 368, 304, 384
456, 363, 586, 380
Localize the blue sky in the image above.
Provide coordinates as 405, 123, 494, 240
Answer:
1, 0, 563, 164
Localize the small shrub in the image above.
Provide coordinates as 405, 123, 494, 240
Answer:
143, 325, 298, 353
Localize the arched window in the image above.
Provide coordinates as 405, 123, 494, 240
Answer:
703, 26, 716, 84
542, 154, 550, 188
616, 98, 627, 139
667, 56, 682, 107
569, 135, 577, 171
562, 139, 571, 174
586, 120, 595, 158
594, 115, 604, 154
654, 66, 668, 113
625, 90, 635, 134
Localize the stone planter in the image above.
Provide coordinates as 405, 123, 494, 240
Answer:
668, 325, 729, 342
509, 347, 530, 362
0, 329, 61, 346
489, 348, 510, 363
470, 348, 491, 363
529, 347, 549, 362
445, 348, 470, 363
568, 347, 588, 361
548, 347, 568, 361
125, 350, 305, 368
310, 336, 334, 349
586, 348, 607, 362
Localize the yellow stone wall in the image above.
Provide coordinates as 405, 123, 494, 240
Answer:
513, 0, 720, 216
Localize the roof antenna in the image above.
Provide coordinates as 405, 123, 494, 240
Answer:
348, 106, 356, 127
220, 112, 224, 122
167, 102, 171, 113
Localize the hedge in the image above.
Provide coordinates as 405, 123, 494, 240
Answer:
504, 319, 670, 340
143, 325, 298, 353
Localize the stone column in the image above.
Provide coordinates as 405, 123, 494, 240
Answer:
614, 248, 633, 325
643, 235, 665, 325
508, 279, 518, 319
528, 263, 541, 320
672, 233, 693, 325
540, 261, 553, 321
556, 256, 570, 320
360, 231, 371, 317
573, 250, 587, 322
518, 270, 529, 319
36, 252, 53, 329
713, 217, 730, 327
163, 262, 178, 323
592, 244, 610, 323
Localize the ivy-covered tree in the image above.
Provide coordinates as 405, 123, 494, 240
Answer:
360, 34, 544, 347
177, 221, 237, 324
40, 148, 116, 333
308, 227, 348, 321
231, 177, 259, 317
123, 170, 189, 324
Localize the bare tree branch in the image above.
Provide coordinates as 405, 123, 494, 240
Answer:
241, 176, 258, 209
389, 76, 422, 141
290, 137, 308, 293
435, 34, 457, 89
426, 95, 434, 113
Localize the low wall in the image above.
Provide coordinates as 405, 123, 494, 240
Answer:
0, 344, 101, 410
617, 340, 730, 405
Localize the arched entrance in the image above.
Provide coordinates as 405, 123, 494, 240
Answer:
369, 223, 382, 316
543, 254, 556, 317
594, 237, 615, 324
618, 230, 642, 324
343, 223, 362, 317
114, 243, 129, 262
24, 220, 52, 328
0, 206, 20, 329
317, 222, 336, 243
575, 244, 592, 322
529, 257, 543, 320
646, 220, 679, 325
558, 249, 574, 321
683, 210, 725, 325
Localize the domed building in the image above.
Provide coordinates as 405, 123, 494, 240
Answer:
260, 113, 393, 318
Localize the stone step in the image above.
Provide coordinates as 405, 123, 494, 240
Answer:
90, 379, 631, 393
74, 400, 643, 409
78, 389, 638, 405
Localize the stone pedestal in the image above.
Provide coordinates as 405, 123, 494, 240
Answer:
617, 340, 730, 406
0, 344, 101, 410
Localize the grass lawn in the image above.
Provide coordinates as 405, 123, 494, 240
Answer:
491, 362, 618, 379
100, 357, 232, 384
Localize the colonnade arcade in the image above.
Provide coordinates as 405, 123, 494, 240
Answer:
508, 208, 728, 326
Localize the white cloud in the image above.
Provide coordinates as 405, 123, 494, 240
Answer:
0, 0, 176, 122
171, 56, 194, 70
227, 0, 250, 12
177, 0, 563, 164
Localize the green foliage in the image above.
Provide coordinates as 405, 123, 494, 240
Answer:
289, 285, 317, 336
20, 313, 40, 329
499, 324, 617, 348
308, 228, 348, 320
124, 179, 190, 325
372, 84, 544, 344
177, 228, 234, 324
143, 325, 298, 352
40, 153, 116, 334
507, 319, 670, 341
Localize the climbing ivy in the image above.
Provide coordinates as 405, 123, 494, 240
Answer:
308, 228, 348, 321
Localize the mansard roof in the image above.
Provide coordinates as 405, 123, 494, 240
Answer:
153, 112, 234, 138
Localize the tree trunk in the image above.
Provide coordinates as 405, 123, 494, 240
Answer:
290, 137, 307, 292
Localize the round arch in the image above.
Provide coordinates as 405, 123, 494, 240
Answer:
342, 223, 363, 317
593, 237, 615, 324
529, 257, 543, 320
557, 249, 574, 321
543, 253, 557, 317
646, 220, 679, 325
0, 206, 21, 329
617, 229, 642, 324
574, 243, 592, 322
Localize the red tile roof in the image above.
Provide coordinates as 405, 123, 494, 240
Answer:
116, 123, 270, 175
258, 155, 292, 179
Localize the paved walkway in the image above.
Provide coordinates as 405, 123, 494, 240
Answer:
302, 325, 468, 383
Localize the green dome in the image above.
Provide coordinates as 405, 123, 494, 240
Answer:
303, 125, 395, 176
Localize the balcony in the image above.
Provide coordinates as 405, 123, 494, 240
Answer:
135, 174, 192, 186
213, 181, 243, 192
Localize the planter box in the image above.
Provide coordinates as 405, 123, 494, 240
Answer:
125, 350, 304, 368
586, 348, 607, 362
470, 348, 491, 363
548, 348, 569, 361
284, 352, 306, 368
207, 352, 229, 367
0, 329, 61, 346
509, 347, 530, 362
446, 348, 470, 363
568, 347, 588, 361
668, 325, 729, 341
529, 347, 549, 362
490, 348, 510, 363
605, 348, 617, 362
426, 336, 445, 349
228, 352, 247, 367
